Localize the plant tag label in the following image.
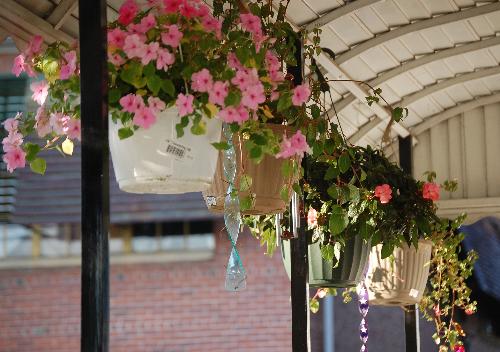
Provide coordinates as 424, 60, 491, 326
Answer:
206, 196, 217, 207
162, 139, 193, 162
409, 289, 419, 298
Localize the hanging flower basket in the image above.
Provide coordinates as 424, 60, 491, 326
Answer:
203, 124, 298, 215
280, 236, 371, 288
365, 239, 433, 306
109, 107, 222, 194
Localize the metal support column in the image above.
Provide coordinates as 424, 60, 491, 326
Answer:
79, 0, 110, 351
289, 35, 310, 352
399, 136, 420, 352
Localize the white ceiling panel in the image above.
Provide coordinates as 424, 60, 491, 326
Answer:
452, 0, 477, 8
488, 45, 500, 62
482, 75, 500, 91
319, 27, 350, 55
360, 46, 400, 74
339, 56, 377, 81
443, 55, 475, 74
383, 39, 415, 62
468, 16, 495, 38
485, 11, 500, 32
386, 73, 422, 97
399, 32, 434, 55
441, 21, 480, 44
328, 16, 373, 46
376, 82, 401, 105
425, 60, 455, 80
409, 66, 436, 86
431, 91, 457, 109
464, 79, 493, 97
393, 0, 431, 19
463, 49, 499, 68
354, 6, 389, 34
371, 1, 410, 27
420, 27, 454, 50
408, 97, 444, 119
419, 0, 458, 14
305, 0, 343, 15
446, 84, 475, 102
285, 0, 317, 26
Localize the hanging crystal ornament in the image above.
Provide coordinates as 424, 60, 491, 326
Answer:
357, 262, 370, 352
275, 213, 283, 246
222, 123, 247, 291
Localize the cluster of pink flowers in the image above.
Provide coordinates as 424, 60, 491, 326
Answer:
374, 184, 392, 204
120, 94, 165, 129
422, 182, 440, 201
307, 207, 318, 228
276, 130, 309, 159
12, 35, 43, 77
2, 115, 26, 172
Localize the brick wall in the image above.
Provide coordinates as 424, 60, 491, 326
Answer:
0, 222, 292, 352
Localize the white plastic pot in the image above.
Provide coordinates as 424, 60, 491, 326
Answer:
365, 239, 433, 306
109, 107, 222, 194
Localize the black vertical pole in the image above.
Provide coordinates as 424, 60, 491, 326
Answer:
289, 35, 310, 352
399, 136, 419, 352
79, 0, 110, 351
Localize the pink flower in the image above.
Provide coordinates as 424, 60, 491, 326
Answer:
191, 68, 213, 93
49, 113, 70, 135
202, 15, 222, 38
208, 81, 229, 106
179, 0, 197, 18
133, 106, 157, 129
12, 54, 25, 77
454, 346, 465, 352
219, 106, 238, 124
66, 118, 81, 141
240, 13, 262, 36
235, 106, 250, 124
156, 48, 175, 71
139, 13, 156, 32
30, 80, 49, 105
119, 94, 143, 113
60, 50, 77, 80
3, 118, 18, 133
147, 96, 166, 114
292, 83, 311, 106
269, 69, 284, 83
176, 93, 194, 117
422, 182, 440, 201
108, 28, 127, 48
374, 184, 392, 204
317, 288, 327, 299
108, 52, 126, 66
227, 53, 244, 71
241, 83, 265, 110
118, 0, 138, 26
307, 208, 318, 228
231, 68, 260, 91
161, 25, 183, 48
35, 107, 51, 137
276, 130, 309, 159
265, 51, 280, 72
196, 3, 210, 18
252, 31, 268, 52
26, 35, 43, 56
139, 42, 159, 65
163, 0, 182, 13
3, 146, 26, 173
2, 131, 23, 150
123, 34, 146, 59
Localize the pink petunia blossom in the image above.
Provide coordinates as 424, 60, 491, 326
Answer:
208, 81, 229, 106
241, 83, 265, 110
374, 184, 392, 204
123, 34, 146, 59
227, 53, 244, 71
60, 50, 77, 80
133, 106, 157, 129
49, 112, 70, 135
265, 51, 280, 72
454, 346, 465, 352
422, 182, 440, 201
202, 15, 222, 38
108, 28, 127, 48
3, 146, 26, 173
26, 35, 43, 57
30, 80, 49, 105
292, 83, 311, 106
235, 105, 250, 124
139, 13, 156, 32
108, 52, 126, 66
66, 118, 81, 141
163, 0, 182, 13
179, 0, 197, 18
218, 106, 238, 124
276, 130, 309, 159
175, 93, 194, 117
119, 94, 144, 114
35, 107, 51, 137
161, 24, 183, 48
118, 0, 138, 26
156, 48, 175, 71
3, 118, 18, 133
2, 132, 23, 152
139, 42, 159, 65
196, 3, 210, 18
307, 208, 318, 228
231, 68, 260, 91
147, 96, 166, 114
240, 13, 262, 36
191, 68, 213, 93
12, 55, 25, 77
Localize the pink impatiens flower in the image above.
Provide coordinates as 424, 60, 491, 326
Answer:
66, 118, 81, 141
276, 130, 309, 159
30, 80, 49, 105
227, 53, 244, 71
108, 52, 126, 66
202, 15, 222, 38
374, 184, 392, 204
26, 35, 43, 57
163, 0, 182, 13
147, 96, 166, 114
60, 50, 77, 80
133, 107, 156, 129
218, 107, 238, 124
139, 42, 159, 65
208, 81, 228, 106
240, 13, 262, 36
176, 93, 194, 116
422, 182, 440, 201
191, 68, 213, 93
108, 28, 127, 49
292, 83, 311, 106
231, 68, 260, 91
235, 105, 250, 124
307, 208, 318, 228
3, 118, 18, 133
12, 55, 25, 77
120, 94, 143, 114
3, 147, 26, 173
161, 24, 183, 48
49, 112, 70, 135
156, 48, 175, 71
35, 107, 51, 137
241, 83, 265, 110
123, 34, 146, 59
118, 0, 138, 26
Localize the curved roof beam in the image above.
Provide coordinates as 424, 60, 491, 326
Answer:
302, 0, 381, 32
348, 66, 500, 143
412, 92, 500, 135
335, 2, 500, 65
333, 35, 500, 113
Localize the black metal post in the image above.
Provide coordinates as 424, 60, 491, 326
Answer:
79, 0, 110, 351
399, 136, 419, 352
289, 35, 310, 352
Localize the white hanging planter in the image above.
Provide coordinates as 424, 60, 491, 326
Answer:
365, 239, 433, 306
109, 107, 222, 194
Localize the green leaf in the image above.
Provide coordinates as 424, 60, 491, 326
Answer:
24, 143, 41, 162
281, 159, 292, 177
224, 90, 241, 107
348, 184, 360, 201
327, 184, 339, 199
109, 88, 122, 104
211, 141, 231, 150
143, 63, 155, 77
239, 174, 253, 192
338, 153, 351, 173
146, 74, 162, 95
381, 243, 394, 259
277, 93, 292, 112
240, 195, 254, 211
161, 79, 175, 97
324, 165, 338, 180
118, 127, 134, 140
249, 146, 262, 159
392, 107, 408, 122
30, 158, 46, 175
310, 104, 321, 118
325, 139, 336, 155
371, 230, 382, 246
280, 185, 290, 202
329, 205, 348, 235
310, 298, 319, 314
320, 244, 335, 261
251, 133, 267, 146
358, 222, 373, 240
190, 119, 206, 135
